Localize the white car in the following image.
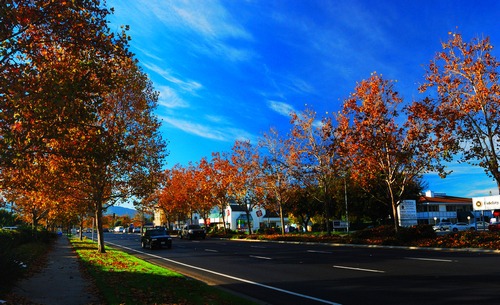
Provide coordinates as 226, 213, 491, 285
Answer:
433, 222, 452, 231
114, 226, 124, 232
449, 222, 476, 232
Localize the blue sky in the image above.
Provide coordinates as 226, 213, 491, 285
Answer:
106, 0, 500, 199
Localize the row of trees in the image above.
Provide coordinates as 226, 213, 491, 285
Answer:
153, 33, 500, 234
1, 1, 167, 253
1, 2, 499, 250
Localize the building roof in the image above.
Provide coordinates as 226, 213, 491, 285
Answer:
229, 204, 246, 212
418, 195, 472, 205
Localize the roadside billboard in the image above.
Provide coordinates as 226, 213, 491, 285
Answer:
472, 195, 500, 211
398, 200, 417, 227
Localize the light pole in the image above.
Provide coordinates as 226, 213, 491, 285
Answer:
246, 199, 252, 234
434, 217, 437, 225
344, 178, 349, 234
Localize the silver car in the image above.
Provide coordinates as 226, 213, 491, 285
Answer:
433, 222, 452, 231
449, 222, 476, 232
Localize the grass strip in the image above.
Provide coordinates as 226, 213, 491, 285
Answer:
70, 238, 258, 305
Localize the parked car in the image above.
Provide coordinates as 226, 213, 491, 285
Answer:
474, 221, 489, 230
1, 226, 18, 230
433, 222, 452, 231
449, 222, 476, 232
114, 226, 124, 233
141, 227, 172, 249
133, 227, 141, 233
488, 222, 500, 231
179, 224, 206, 240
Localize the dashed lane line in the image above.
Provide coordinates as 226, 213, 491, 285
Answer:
333, 265, 386, 273
108, 242, 342, 305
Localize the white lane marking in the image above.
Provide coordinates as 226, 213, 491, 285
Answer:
250, 245, 267, 249
333, 265, 386, 273
205, 249, 219, 252
108, 242, 342, 305
249, 255, 272, 260
405, 257, 455, 263
308, 250, 333, 254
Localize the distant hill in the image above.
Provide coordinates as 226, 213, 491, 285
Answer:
104, 206, 137, 218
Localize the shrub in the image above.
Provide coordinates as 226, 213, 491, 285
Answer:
396, 225, 436, 243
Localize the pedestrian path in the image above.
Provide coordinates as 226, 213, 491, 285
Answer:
9, 235, 100, 305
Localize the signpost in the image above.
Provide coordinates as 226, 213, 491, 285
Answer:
397, 200, 417, 227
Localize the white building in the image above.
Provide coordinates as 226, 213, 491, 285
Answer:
417, 190, 493, 225
154, 204, 288, 232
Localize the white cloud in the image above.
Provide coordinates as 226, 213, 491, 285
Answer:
136, 0, 254, 62
160, 115, 255, 143
169, 1, 252, 41
267, 100, 295, 117
156, 86, 189, 109
142, 62, 202, 93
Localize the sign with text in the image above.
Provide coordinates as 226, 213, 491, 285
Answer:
472, 195, 500, 211
397, 200, 417, 227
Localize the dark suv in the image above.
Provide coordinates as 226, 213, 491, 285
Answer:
179, 224, 206, 240
141, 227, 172, 249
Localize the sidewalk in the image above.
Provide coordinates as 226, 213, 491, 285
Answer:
7, 235, 100, 305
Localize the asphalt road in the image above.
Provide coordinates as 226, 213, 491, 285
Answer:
96, 232, 500, 305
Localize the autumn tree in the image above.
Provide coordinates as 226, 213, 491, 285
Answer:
230, 140, 265, 234
192, 160, 218, 228
288, 108, 344, 234
287, 185, 322, 232
183, 163, 210, 225
203, 153, 236, 234
0, 1, 164, 252
1, 0, 130, 170
414, 32, 500, 191
337, 73, 436, 231
157, 165, 192, 228
259, 128, 296, 235
52, 54, 166, 253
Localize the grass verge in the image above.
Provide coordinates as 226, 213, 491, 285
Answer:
70, 238, 258, 305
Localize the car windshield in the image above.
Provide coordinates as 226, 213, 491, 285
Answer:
146, 229, 166, 235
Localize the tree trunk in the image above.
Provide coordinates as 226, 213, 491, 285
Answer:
220, 202, 227, 234
95, 201, 106, 253
391, 200, 399, 233
79, 218, 84, 241
279, 204, 285, 235
246, 209, 253, 235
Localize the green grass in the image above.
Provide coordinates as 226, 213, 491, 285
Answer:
70, 238, 258, 305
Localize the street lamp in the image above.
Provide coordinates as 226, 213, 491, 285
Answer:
246, 198, 252, 234
433, 217, 437, 225
344, 178, 349, 234
467, 216, 471, 225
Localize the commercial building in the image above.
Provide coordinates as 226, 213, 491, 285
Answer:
154, 204, 288, 232
417, 190, 493, 225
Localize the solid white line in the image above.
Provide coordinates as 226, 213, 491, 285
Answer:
333, 265, 386, 273
308, 250, 333, 254
249, 255, 272, 260
205, 249, 218, 252
108, 242, 342, 305
250, 245, 267, 248
405, 257, 455, 263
